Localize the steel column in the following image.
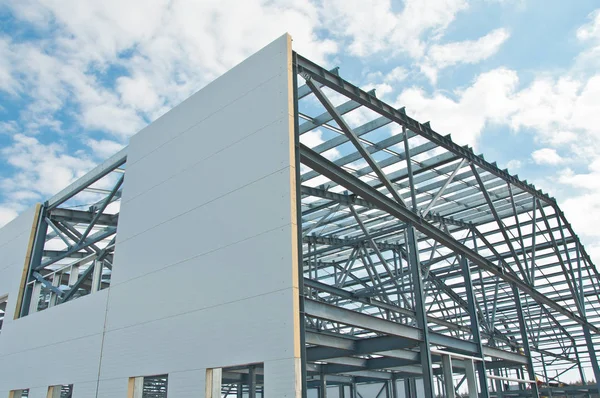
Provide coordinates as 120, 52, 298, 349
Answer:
512, 285, 540, 397
407, 225, 435, 397
460, 256, 490, 398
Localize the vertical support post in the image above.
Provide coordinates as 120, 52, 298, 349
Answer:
91, 260, 102, 293
582, 326, 600, 395
19, 206, 47, 317
249, 365, 257, 398
47, 385, 61, 398
237, 382, 243, 398
293, 56, 308, 398
493, 366, 504, 398
391, 376, 398, 398
320, 373, 327, 398
541, 357, 553, 398
206, 368, 222, 398
68, 265, 79, 286
127, 377, 144, 398
512, 285, 540, 397
404, 379, 411, 398
406, 225, 435, 398
28, 282, 41, 314
402, 126, 417, 211
48, 273, 61, 307
465, 360, 478, 398
350, 382, 357, 398
442, 355, 455, 398
460, 256, 490, 398
339, 385, 345, 398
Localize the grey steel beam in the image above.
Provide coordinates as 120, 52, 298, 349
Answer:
422, 159, 465, 217
80, 174, 124, 241
461, 256, 490, 398
295, 54, 554, 207
471, 164, 528, 284
36, 227, 116, 270
298, 144, 600, 334
303, 77, 408, 208
19, 205, 47, 317
512, 285, 540, 397
47, 148, 127, 209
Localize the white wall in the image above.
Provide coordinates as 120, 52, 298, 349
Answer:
0, 207, 110, 394
0, 33, 300, 397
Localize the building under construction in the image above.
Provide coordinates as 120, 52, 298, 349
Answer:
0, 34, 599, 398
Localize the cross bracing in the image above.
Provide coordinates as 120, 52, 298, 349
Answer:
293, 53, 600, 397
11, 47, 600, 397
16, 149, 126, 317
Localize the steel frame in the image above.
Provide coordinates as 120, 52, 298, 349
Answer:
293, 53, 600, 397
17, 149, 126, 317
10, 50, 600, 398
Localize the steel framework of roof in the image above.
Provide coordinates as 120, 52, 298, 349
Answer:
15, 51, 600, 398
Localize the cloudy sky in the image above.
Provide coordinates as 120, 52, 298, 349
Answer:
1, 0, 600, 262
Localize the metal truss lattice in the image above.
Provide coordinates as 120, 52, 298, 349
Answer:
17, 150, 126, 317
293, 53, 600, 397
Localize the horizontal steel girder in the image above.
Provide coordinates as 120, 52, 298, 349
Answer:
299, 144, 600, 335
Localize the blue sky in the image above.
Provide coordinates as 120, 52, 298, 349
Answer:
1, 0, 600, 262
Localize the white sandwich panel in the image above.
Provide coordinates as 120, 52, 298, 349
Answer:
105, 225, 295, 330
96, 378, 129, 398
168, 369, 206, 398
264, 358, 302, 397
116, 118, 291, 245
71, 381, 99, 398
99, 34, 300, 396
0, 206, 37, 324
0, 33, 301, 397
99, 288, 297, 378
123, 34, 292, 171
0, 294, 107, 390
23, 387, 47, 398
111, 168, 293, 285
0, 334, 103, 389
120, 78, 290, 208
0, 289, 108, 356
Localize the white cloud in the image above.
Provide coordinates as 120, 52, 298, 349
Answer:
423, 28, 510, 83
300, 129, 341, 161
1, 134, 96, 198
428, 28, 510, 68
0, 0, 342, 222
320, 0, 468, 58
506, 159, 522, 171
396, 68, 518, 147
577, 9, 600, 41
531, 148, 565, 165
86, 139, 125, 159
1, 0, 339, 140
385, 67, 409, 83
